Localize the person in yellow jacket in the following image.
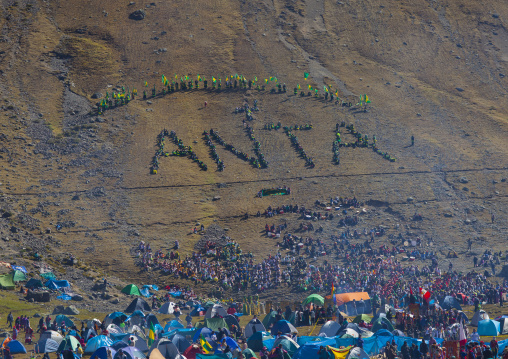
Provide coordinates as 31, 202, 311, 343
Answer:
76, 343, 84, 358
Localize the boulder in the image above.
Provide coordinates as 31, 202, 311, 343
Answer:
72, 295, 83, 301
26, 290, 51, 303
33, 313, 41, 318
129, 9, 146, 20
64, 305, 80, 315
53, 305, 65, 314
110, 298, 120, 305
91, 92, 103, 99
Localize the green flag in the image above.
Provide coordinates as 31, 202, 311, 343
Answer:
304, 72, 309, 79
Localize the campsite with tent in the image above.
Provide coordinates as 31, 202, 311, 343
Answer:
0, 0, 508, 358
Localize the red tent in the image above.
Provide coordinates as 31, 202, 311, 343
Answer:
183, 344, 203, 359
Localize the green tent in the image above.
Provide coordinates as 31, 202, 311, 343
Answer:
262, 311, 278, 328
0, 273, 15, 289
302, 294, 324, 306
40, 272, 56, 280
121, 284, 141, 296
242, 349, 257, 359
204, 318, 228, 332
371, 317, 394, 332
195, 321, 205, 329
204, 301, 216, 308
352, 314, 372, 324
58, 335, 80, 351
11, 270, 26, 282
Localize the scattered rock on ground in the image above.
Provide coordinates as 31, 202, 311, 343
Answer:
129, 9, 146, 20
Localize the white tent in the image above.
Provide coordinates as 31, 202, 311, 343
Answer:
340, 328, 359, 338
205, 304, 228, 319
471, 310, 489, 327
319, 321, 341, 337
346, 347, 370, 359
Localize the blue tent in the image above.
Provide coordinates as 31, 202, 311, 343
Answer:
271, 320, 297, 336
55, 314, 74, 327
146, 314, 160, 328
35, 339, 59, 353
109, 333, 128, 342
6, 340, 27, 354
165, 320, 184, 332
90, 347, 117, 359
45, 279, 71, 290
440, 296, 462, 311
213, 337, 239, 354
478, 320, 500, 336
171, 334, 191, 352
105, 312, 128, 326
193, 328, 213, 342
85, 335, 114, 354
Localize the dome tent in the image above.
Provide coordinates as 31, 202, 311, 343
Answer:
319, 321, 341, 337
471, 310, 489, 327
125, 298, 151, 313
478, 319, 500, 336
122, 284, 142, 296
245, 319, 266, 338
205, 304, 228, 319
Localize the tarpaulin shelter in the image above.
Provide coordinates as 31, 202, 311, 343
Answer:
478, 319, 500, 336
122, 284, 142, 296
125, 298, 151, 313
326, 292, 371, 316
45, 279, 70, 290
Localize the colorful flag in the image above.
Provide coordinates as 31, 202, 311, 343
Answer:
365, 95, 371, 103
144, 81, 148, 87
200, 335, 213, 354
148, 322, 155, 346
304, 72, 309, 79
308, 84, 312, 90
297, 84, 300, 90
419, 287, 431, 302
